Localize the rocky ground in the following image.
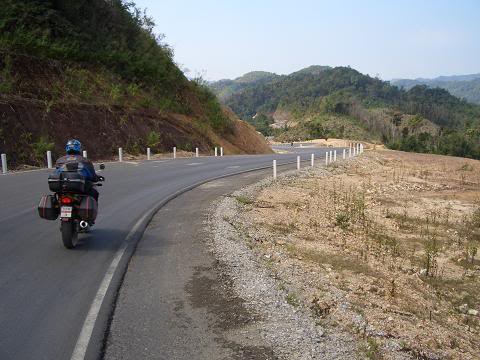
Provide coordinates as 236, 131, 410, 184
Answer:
209, 149, 480, 360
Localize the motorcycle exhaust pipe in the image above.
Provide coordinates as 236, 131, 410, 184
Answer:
79, 221, 89, 229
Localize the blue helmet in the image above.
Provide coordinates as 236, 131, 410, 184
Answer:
66, 139, 82, 155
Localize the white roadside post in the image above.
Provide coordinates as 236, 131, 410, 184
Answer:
334, 150, 337, 162
273, 160, 277, 179
118, 147, 123, 162
353, 145, 356, 156
311, 153, 315, 167
195, 147, 199, 158
325, 153, 328, 165
349, 147, 352, 158
297, 156, 300, 170
1, 153, 7, 174
220, 147, 224, 156
343, 149, 346, 160
173, 147, 177, 159
329, 151, 333, 163
147, 148, 151, 160
82, 150, 87, 158
47, 151, 53, 169
214, 147, 218, 157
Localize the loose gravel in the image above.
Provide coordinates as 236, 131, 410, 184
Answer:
208, 165, 362, 360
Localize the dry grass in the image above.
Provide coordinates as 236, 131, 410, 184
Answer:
243, 150, 480, 359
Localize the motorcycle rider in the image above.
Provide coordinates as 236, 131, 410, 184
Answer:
55, 139, 102, 202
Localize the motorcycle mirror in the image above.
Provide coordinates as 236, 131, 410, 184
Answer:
99, 164, 105, 170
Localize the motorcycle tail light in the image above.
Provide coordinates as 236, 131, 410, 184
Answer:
60, 196, 73, 205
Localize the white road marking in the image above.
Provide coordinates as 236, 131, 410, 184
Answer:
70, 210, 150, 360
186, 162, 203, 166
226, 165, 241, 169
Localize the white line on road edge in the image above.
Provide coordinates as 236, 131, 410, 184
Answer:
69, 207, 150, 360
70, 158, 301, 360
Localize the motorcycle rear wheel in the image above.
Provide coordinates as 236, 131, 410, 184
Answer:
61, 221, 78, 249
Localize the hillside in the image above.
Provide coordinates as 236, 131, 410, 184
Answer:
0, 0, 271, 167
211, 66, 480, 159
392, 74, 480, 105
209, 71, 279, 101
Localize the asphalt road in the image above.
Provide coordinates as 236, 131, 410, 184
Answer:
0, 145, 341, 360
105, 171, 280, 360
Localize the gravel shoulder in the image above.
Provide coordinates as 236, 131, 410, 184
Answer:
211, 150, 480, 360
104, 169, 283, 360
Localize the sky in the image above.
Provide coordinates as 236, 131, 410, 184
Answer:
134, 0, 480, 81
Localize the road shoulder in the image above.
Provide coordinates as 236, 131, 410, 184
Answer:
104, 169, 279, 360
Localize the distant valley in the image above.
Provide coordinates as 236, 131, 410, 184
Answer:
210, 66, 480, 159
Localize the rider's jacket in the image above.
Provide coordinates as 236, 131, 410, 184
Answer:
55, 155, 97, 182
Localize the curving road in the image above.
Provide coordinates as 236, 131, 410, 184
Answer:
0, 145, 342, 360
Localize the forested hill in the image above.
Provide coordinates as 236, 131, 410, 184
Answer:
391, 75, 480, 105
211, 66, 480, 159
0, 0, 271, 166
209, 71, 279, 101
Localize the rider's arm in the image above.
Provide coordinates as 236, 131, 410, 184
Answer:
83, 161, 98, 182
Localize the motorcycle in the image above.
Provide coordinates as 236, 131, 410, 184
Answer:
38, 163, 105, 249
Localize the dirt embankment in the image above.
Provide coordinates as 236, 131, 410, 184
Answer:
219, 150, 480, 359
0, 53, 272, 167
0, 98, 271, 166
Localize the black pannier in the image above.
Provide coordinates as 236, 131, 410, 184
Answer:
38, 195, 59, 220
48, 172, 86, 193
77, 196, 98, 221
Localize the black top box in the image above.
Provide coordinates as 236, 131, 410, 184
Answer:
48, 171, 86, 193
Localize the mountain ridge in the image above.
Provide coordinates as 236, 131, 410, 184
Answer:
210, 65, 480, 159
391, 74, 480, 104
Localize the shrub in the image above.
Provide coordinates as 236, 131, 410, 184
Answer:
146, 131, 161, 149
32, 136, 54, 164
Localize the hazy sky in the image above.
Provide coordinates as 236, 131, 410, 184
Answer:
134, 0, 480, 81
